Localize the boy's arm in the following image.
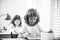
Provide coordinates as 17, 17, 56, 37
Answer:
22, 26, 29, 37
37, 25, 48, 33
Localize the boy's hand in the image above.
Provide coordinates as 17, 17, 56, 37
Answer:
28, 33, 35, 38
36, 33, 41, 38
18, 33, 23, 38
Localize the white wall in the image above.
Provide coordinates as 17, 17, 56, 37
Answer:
0, 0, 50, 32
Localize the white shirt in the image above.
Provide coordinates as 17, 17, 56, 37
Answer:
23, 24, 42, 38
6, 24, 24, 34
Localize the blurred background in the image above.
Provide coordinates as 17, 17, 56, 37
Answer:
51, 0, 60, 39
0, 0, 50, 32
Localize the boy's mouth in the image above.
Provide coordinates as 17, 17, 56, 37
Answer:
30, 21, 34, 24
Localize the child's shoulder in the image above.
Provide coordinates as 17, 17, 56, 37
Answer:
8, 24, 15, 29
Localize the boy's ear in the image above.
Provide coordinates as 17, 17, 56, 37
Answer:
24, 15, 27, 23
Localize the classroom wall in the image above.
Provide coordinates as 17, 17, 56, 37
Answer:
51, 0, 60, 39
0, 0, 50, 32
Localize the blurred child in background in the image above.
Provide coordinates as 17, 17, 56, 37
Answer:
6, 15, 24, 38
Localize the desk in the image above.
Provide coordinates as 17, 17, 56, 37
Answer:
2, 38, 40, 40
0, 31, 18, 38
0, 32, 18, 38
41, 32, 54, 40
0, 32, 54, 40
0, 34, 18, 38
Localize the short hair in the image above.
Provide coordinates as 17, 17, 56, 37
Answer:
11, 15, 22, 27
24, 8, 40, 26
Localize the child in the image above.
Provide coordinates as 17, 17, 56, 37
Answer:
23, 8, 42, 39
6, 15, 24, 38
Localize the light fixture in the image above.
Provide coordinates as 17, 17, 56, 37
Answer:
5, 14, 11, 20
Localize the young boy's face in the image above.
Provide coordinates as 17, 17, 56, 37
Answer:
29, 17, 37, 25
14, 19, 21, 26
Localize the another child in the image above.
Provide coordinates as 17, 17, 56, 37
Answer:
6, 15, 24, 38
23, 8, 42, 39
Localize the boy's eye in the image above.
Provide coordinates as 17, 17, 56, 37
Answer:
30, 17, 36, 20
